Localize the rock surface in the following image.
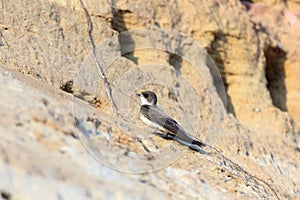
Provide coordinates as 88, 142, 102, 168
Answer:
0, 0, 300, 199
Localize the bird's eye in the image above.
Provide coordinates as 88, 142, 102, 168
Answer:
144, 93, 149, 98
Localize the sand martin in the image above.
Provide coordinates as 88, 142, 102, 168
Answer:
137, 91, 205, 150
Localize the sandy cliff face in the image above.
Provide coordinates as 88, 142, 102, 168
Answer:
0, 0, 300, 199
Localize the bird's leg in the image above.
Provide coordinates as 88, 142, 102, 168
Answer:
153, 131, 168, 139
152, 130, 175, 140
165, 133, 176, 140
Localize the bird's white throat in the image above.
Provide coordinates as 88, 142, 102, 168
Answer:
140, 96, 154, 105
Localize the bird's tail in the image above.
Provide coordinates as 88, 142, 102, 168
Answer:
175, 128, 206, 148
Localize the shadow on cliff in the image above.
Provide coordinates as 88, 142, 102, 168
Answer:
111, 8, 138, 64
206, 32, 236, 115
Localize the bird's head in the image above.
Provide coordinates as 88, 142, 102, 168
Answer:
136, 91, 157, 105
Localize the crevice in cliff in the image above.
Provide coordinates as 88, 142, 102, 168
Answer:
206, 32, 235, 115
264, 45, 287, 111
60, 80, 102, 109
60, 80, 74, 94
79, 0, 117, 112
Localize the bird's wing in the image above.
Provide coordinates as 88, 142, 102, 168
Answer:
141, 105, 180, 133
141, 105, 201, 145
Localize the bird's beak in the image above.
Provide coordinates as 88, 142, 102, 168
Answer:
136, 93, 141, 97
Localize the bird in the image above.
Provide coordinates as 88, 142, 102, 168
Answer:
136, 90, 206, 150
